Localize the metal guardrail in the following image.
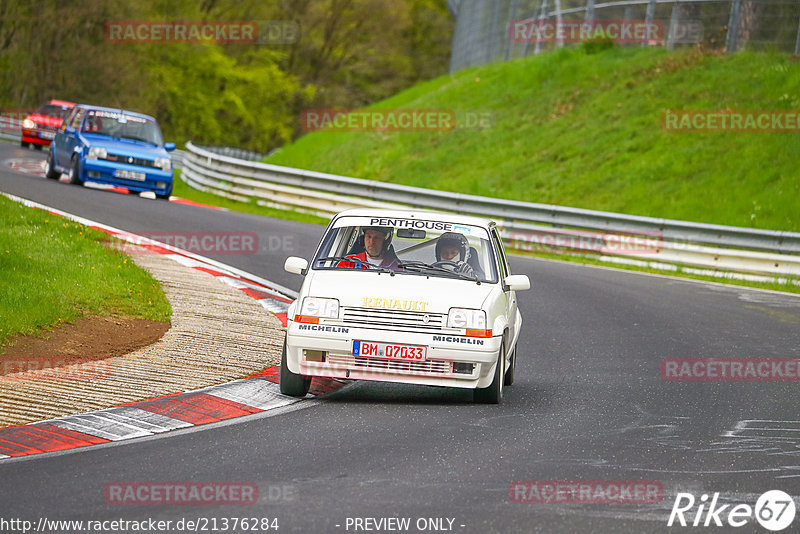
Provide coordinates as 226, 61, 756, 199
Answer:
0, 118, 22, 142
181, 141, 800, 279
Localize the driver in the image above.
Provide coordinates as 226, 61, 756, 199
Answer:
337, 226, 399, 270
435, 232, 474, 276
83, 115, 102, 133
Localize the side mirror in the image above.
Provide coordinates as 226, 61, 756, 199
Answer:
164, 142, 176, 152
284, 256, 308, 275
504, 274, 530, 292
65, 126, 76, 134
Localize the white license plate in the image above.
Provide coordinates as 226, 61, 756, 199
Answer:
353, 340, 427, 361
115, 169, 146, 181
40, 131, 55, 139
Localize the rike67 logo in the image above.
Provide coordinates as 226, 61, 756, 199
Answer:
668, 490, 796, 531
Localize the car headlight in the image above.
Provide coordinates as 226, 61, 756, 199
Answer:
154, 157, 171, 171
87, 147, 107, 159
22, 119, 35, 129
300, 297, 339, 319
447, 308, 486, 329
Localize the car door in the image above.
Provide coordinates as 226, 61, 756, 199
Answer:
491, 227, 519, 347
53, 108, 76, 167
60, 108, 86, 167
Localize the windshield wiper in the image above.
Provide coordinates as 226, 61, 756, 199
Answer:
316, 256, 394, 275
396, 260, 480, 283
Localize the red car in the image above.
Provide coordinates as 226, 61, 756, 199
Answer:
21, 99, 76, 149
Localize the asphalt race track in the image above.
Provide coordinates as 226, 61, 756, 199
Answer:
2, 143, 799, 533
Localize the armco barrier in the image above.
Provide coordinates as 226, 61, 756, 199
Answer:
0, 117, 21, 143
3, 128, 796, 279
180, 142, 800, 279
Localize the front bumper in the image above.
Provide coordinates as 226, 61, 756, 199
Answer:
285, 321, 502, 389
82, 158, 173, 194
22, 130, 55, 145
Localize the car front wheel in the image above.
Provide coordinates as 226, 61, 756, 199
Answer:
474, 342, 504, 404
68, 157, 82, 185
280, 341, 311, 397
155, 182, 173, 200
45, 152, 61, 180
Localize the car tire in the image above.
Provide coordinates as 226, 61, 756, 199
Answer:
68, 157, 82, 185
474, 341, 504, 404
45, 151, 61, 180
155, 182, 173, 200
20, 141, 29, 149
504, 345, 516, 386
280, 340, 311, 397
34, 144, 43, 151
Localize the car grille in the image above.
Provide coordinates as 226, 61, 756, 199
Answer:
326, 354, 452, 375
102, 153, 159, 169
341, 307, 445, 331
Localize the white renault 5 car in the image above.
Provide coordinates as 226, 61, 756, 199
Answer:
282, 209, 530, 403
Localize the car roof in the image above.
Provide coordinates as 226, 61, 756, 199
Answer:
46, 100, 75, 107
73, 104, 155, 121
333, 208, 495, 229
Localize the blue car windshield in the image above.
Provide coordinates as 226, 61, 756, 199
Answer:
82, 110, 164, 146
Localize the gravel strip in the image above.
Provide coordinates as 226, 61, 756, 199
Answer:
0, 247, 285, 427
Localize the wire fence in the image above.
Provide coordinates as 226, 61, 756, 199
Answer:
448, 0, 800, 72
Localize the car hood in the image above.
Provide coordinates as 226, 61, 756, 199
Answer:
83, 135, 170, 158
26, 113, 63, 127
306, 270, 496, 313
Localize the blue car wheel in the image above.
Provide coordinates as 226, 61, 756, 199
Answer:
68, 157, 83, 185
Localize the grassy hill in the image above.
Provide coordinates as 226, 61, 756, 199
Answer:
265, 45, 800, 232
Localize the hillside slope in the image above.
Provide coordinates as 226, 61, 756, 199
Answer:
265, 46, 800, 232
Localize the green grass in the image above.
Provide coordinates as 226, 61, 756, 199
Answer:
264, 45, 800, 232
172, 170, 329, 226
0, 195, 172, 348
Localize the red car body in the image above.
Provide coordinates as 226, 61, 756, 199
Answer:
21, 99, 76, 148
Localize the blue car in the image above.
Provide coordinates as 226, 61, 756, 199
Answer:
45, 104, 175, 199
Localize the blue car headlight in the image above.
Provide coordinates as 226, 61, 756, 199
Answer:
154, 157, 171, 171
87, 147, 107, 159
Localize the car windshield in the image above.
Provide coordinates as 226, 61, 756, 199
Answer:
38, 104, 72, 119
81, 110, 164, 145
312, 216, 499, 283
